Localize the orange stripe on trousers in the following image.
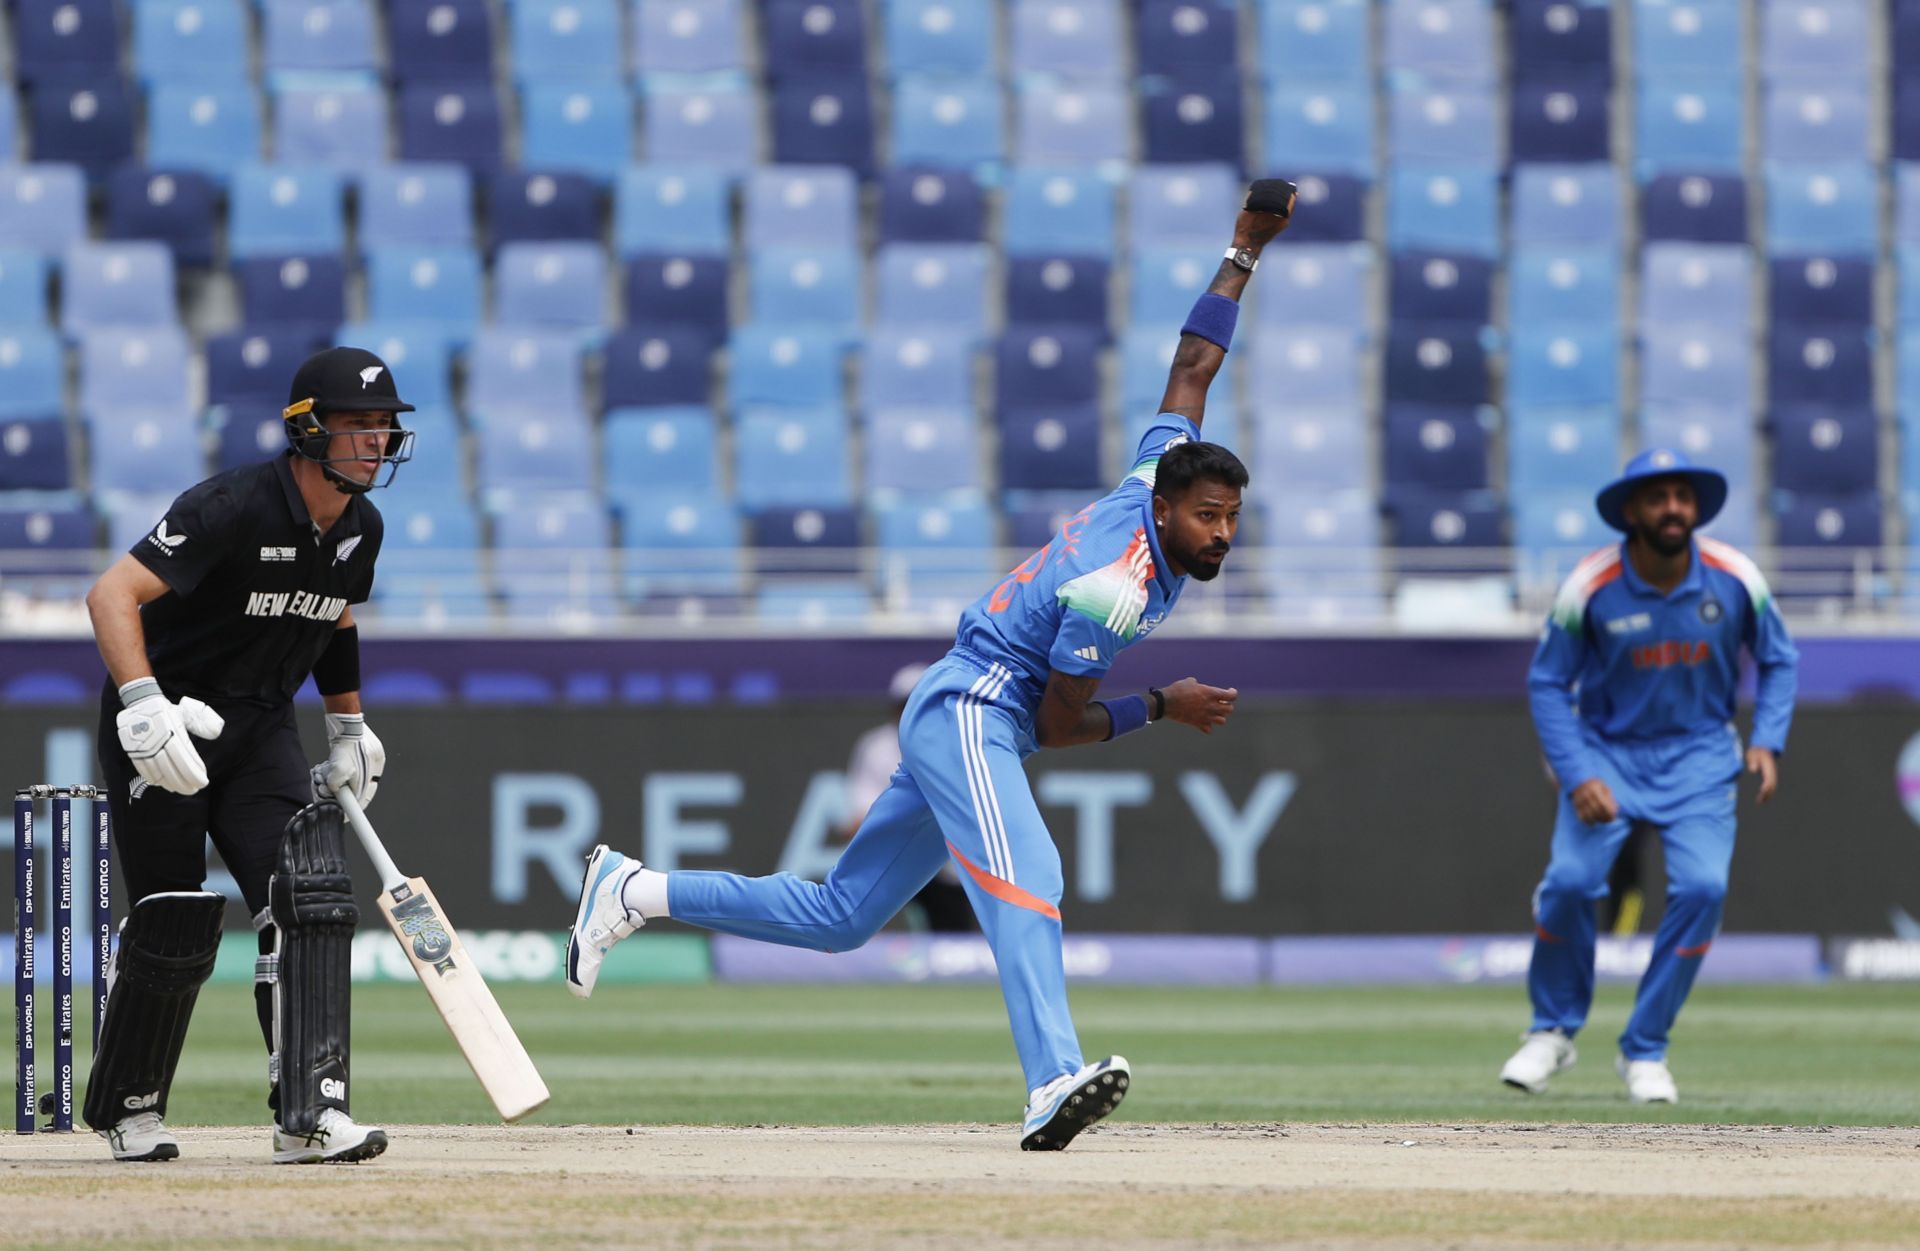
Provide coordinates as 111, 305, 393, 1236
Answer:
946, 841, 1061, 921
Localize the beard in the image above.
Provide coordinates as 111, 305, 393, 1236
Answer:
1182, 546, 1230, 581
1634, 517, 1692, 557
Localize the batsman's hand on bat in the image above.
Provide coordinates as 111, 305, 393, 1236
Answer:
1160, 677, 1238, 735
1745, 747, 1778, 804
1569, 778, 1619, 826
116, 677, 224, 796
312, 712, 386, 809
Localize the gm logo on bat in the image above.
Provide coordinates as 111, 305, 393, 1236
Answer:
392, 893, 456, 970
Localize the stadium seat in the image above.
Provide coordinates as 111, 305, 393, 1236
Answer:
147, 84, 262, 181
1281, 173, 1367, 243
1641, 403, 1755, 478
1388, 85, 1500, 168
1141, 75, 1246, 168
1383, 487, 1505, 550
1511, 165, 1622, 248
1508, 247, 1619, 327
614, 166, 731, 257
99, 491, 185, 555
770, 80, 874, 175
1768, 327, 1872, 406
873, 243, 989, 335
1641, 173, 1747, 244
1769, 255, 1872, 328
860, 330, 973, 411
635, 0, 749, 77
1249, 411, 1371, 491
1764, 85, 1869, 165
1384, 326, 1487, 405
0, 415, 72, 490
1127, 166, 1239, 248
14, 0, 120, 87
336, 322, 455, 410
1016, 82, 1131, 169
511, 0, 622, 85
28, 79, 137, 182
1897, 81, 1920, 164
396, 84, 504, 173
0, 91, 17, 163
1383, 405, 1489, 490
495, 242, 609, 336
488, 171, 599, 247
491, 495, 618, 623
1634, 82, 1744, 176
0, 328, 67, 418
1005, 256, 1110, 338
865, 409, 984, 493
1509, 0, 1611, 83
873, 497, 999, 603
891, 77, 1005, 176
1010, 0, 1123, 80
272, 86, 388, 173
263, 0, 378, 87
747, 505, 861, 578
0, 165, 87, 259
735, 406, 853, 509
1896, 164, 1920, 246
1003, 169, 1113, 257
91, 406, 204, 495
603, 405, 719, 497
748, 246, 861, 335
1262, 86, 1374, 179
878, 169, 984, 244
0, 252, 49, 326
728, 325, 844, 409
372, 495, 492, 624
1507, 408, 1619, 492
1901, 247, 1920, 328
626, 254, 731, 345
1774, 490, 1880, 550
387, 0, 495, 85
101, 168, 217, 268
237, 256, 347, 334
1509, 81, 1610, 163
1255, 243, 1372, 337
1766, 166, 1878, 255
364, 247, 482, 342
1137, 0, 1236, 78
1382, 0, 1495, 85
1121, 337, 1242, 429
465, 328, 586, 416
1639, 328, 1750, 409
1255, 486, 1378, 561
1256, 0, 1369, 87
1771, 405, 1877, 494
359, 164, 474, 251
520, 84, 634, 184
996, 403, 1103, 492
1507, 327, 1619, 409
60, 243, 177, 336
1247, 327, 1361, 407
1511, 490, 1610, 562
754, 578, 874, 624
1389, 252, 1492, 329
602, 328, 713, 410
206, 328, 325, 411
1640, 243, 1752, 329
1759, 0, 1867, 82
1385, 169, 1499, 257
763, 0, 867, 80
1129, 246, 1220, 329
995, 329, 1100, 408
214, 403, 299, 472
617, 487, 745, 597
884, 0, 993, 77
227, 165, 346, 260
641, 83, 760, 173
0, 504, 95, 583
1633, 0, 1742, 78
745, 167, 858, 250
473, 410, 596, 494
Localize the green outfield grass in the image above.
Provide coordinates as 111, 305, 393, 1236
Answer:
16, 980, 1913, 1129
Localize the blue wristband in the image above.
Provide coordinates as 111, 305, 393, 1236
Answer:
1180, 292, 1239, 352
1097, 695, 1151, 740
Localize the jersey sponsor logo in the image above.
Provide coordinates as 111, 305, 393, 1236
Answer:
358, 365, 385, 389
145, 520, 186, 556
1632, 640, 1713, 670
244, 590, 349, 622
1136, 611, 1167, 637
334, 534, 363, 566
1604, 612, 1652, 635
259, 546, 297, 562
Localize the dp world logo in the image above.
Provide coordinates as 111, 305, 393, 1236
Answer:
1898, 733, 1920, 826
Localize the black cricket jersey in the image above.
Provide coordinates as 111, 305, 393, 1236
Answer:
127, 455, 384, 706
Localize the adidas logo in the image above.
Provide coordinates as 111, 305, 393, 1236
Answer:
1073, 645, 1102, 663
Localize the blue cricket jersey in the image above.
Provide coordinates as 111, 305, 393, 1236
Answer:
949, 414, 1200, 708
1527, 537, 1799, 793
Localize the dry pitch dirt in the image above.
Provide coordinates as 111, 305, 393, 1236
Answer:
3, 1122, 1918, 1250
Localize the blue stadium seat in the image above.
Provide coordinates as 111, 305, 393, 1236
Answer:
465, 327, 585, 415
1640, 404, 1755, 484
0, 504, 94, 585
227, 165, 346, 260
1136, 0, 1236, 78
1005, 256, 1109, 337
602, 328, 713, 410
873, 497, 999, 601
520, 84, 634, 183
1511, 490, 1610, 561
866, 409, 983, 493
1639, 328, 1749, 409
488, 170, 599, 246
1263, 86, 1374, 179
28, 79, 136, 182
1389, 252, 1492, 328
1511, 165, 1622, 248
512, 0, 622, 84
635, 0, 748, 77
237, 255, 347, 334
1507, 408, 1619, 491
1510, 81, 1609, 163
747, 505, 860, 578
1770, 255, 1872, 328
1760, 0, 1867, 82
1900, 0, 1920, 72
728, 324, 843, 408
1508, 247, 1618, 327
770, 81, 874, 174
91, 407, 205, 494
1640, 243, 1751, 328
884, 0, 993, 77
359, 164, 474, 251
861, 330, 973, 410
1120, 331, 1242, 423
1897, 81, 1920, 163
147, 84, 262, 181
271, 85, 388, 173
1901, 246, 1920, 328
474, 411, 596, 494
1509, 0, 1611, 84
1129, 246, 1218, 328
625, 254, 730, 345
892, 77, 1005, 176
372, 495, 491, 623
1249, 411, 1371, 491
1255, 488, 1378, 569
1256, 0, 1369, 87
1641, 172, 1747, 243
640, 83, 761, 174
0, 328, 66, 418
748, 246, 861, 335
214, 404, 297, 472
1282, 173, 1367, 243
995, 328, 1100, 407
1247, 327, 1361, 407
997, 403, 1102, 491
0, 165, 87, 259
0, 252, 49, 326
603, 405, 719, 496
1388, 85, 1500, 168
1384, 327, 1487, 405
1774, 490, 1880, 550
1003, 169, 1112, 257
364, 247, 482, 342
495, 242, 609, 336
0, 90, 16, 162
1635, 82, 1743, 176
491, 495, 618, 622
1004, 493, 1089, 549
735, 405, 853, 509
263, 0, 378, 87
1769, 327, 1872, 406
0, 416, 71, 490
99, 491, 183, 555
388, 0, 495, 85
1385, 169, 1499, 257
1383, 487, 1505, 550
1010, 0, 1123, 80
1896, 164, 1920, 245
1507, 327, 1619, 408
755, 578, 874, 623
878, 168, 984, 244
1382, 0, 1495, 85
1383, 404, 1489, 490
1771, 405, 1876, 494
873, 243, 989, 335
763, 0, 866, 80
206, 328, 325, 411
1127, 165, 1238, 248
370, 416, 466, 506
102, 168, 217, 268
614, 166, 731, 256
1763, 85, 1869, 164
336, 321, 455, 409
1766, 166, 1878, 255
14, 0, 120, 87
618, 490, 745, 600
1142, 77, 1246, 168
1255, 244, 1371, 336
61, 243, 177, 335
397, 84, 504, 172
1016, 83, 1131, 168
1633, 0, 1742, 79
745, 167, 857, 250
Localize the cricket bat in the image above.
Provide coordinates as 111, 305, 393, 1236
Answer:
335, 789, 551, 1122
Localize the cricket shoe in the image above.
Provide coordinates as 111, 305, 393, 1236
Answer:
566, 843, 646, 999
273, 1109, 389, 1164
1020, 1056, 1130, 1151
1500, 1030, 1577, 1094
102, 1111, 179, 1162
1617, 1055, 1679, 1104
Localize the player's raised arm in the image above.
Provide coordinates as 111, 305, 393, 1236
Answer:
1156, 180, 1297, 431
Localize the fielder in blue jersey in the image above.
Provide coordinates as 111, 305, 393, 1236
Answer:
562, 181, 1300, 1150
1500, 449, 1798, 1104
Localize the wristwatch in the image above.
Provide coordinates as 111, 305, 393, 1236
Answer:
1224, 246, 1258, 273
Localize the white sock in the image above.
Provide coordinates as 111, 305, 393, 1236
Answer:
621, 868, 672, 919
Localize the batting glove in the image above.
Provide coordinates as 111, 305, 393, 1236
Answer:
115, 678, 225, 796
312, 713, 385, 809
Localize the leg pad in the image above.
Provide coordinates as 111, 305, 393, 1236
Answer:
268, 801, 358, 1135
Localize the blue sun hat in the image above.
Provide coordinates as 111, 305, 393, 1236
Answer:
1595, 448, 1728, 533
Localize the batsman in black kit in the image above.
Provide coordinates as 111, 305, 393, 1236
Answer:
80, 347, 414, 1163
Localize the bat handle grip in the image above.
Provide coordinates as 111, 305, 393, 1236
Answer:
334, 790, 406, 893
